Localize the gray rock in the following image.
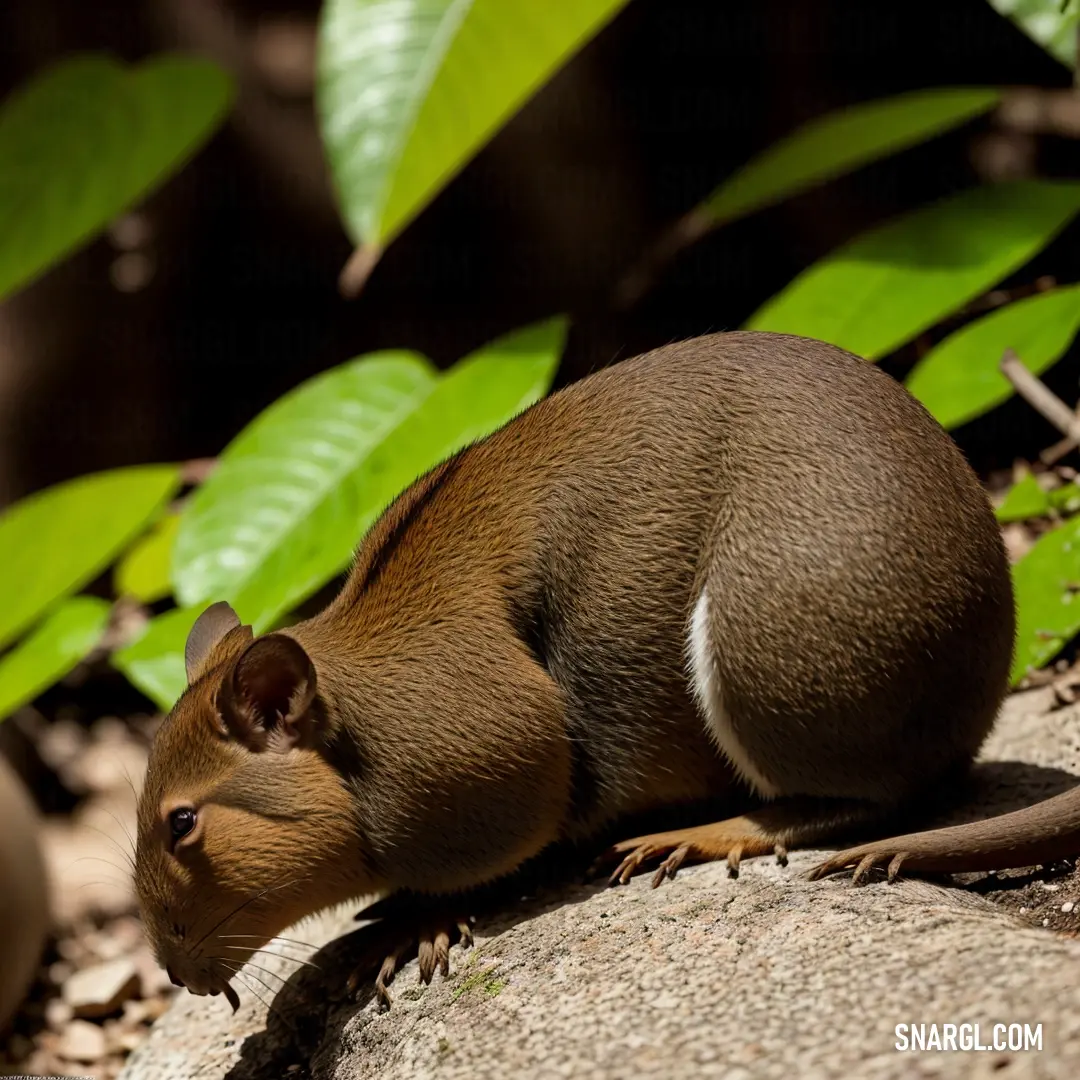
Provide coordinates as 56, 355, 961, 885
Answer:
120, 689, 1080, 1080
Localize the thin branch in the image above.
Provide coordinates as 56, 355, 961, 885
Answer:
180, 457, 218, 486
1000, 348, 1078, 433
998, 349, 1080, 464
339, 244, 384, 299
1040, 422, 1080, 466
996, 86, 1080, 139
609, 207, 716, 310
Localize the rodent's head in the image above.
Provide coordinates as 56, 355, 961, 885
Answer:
135, 603, 375, 1008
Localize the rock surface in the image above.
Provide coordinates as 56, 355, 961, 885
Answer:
120, 689, 1080, 1080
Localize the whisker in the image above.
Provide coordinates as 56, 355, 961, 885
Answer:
191, 879, 300, 952
225, 962, 285, 998
217, 946, 323, 972
101, 805, 137, 859
224, 965, 295, 1031
218, 934, 320, 951
213, 963, 287, 989
231, 961, 294, 987
121, 762, 141, 807
68, 854, 130, 874
83, 825, 136, 871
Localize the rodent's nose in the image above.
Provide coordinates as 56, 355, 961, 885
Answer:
166, 966, 185, 989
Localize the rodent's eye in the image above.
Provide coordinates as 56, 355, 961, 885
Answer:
168, 807, 197, 844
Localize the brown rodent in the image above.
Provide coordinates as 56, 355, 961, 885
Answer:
134, 330, 1078, 1010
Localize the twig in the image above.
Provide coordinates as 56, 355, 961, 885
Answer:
98, 597, 151, 653
997, 87, 1080, 138
180, 457, 218, 486
998, 349, 1080, 463
339, 243, 383, 299
1041, 424, 1080, 466
609, 207, 716, 310
1000, 347, 1078, 432
1075, 0, 1079, 92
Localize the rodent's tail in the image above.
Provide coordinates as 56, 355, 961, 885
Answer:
806, 784, 1080, 883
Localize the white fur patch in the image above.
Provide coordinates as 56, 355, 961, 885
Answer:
687, 588, 779, 797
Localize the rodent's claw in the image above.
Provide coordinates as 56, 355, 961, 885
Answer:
374, 948, 403, 1011
650, 843, 691, 888
592, 820, 780, 888
587, 839, 670, 885
417, 926, 450, 984
606, 847, 648, 887
349, 915, 474, 1010
806, 849, 909, 885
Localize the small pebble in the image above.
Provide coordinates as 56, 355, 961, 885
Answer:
45, 997, 74, 1029
141, 996, 171, 1021
49, 960, 75, 984
6, 1033, 33, 1060
105, 1021, 144, 1055
58, 1018, 107, 1062
63, 957, 140, 1018
121, 999, 153, 1026
1062, 901, 1075, 913
36, 719, 87, 772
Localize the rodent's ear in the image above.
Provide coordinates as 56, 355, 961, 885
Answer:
218, 634, 317, 753
185, 602, 253, 684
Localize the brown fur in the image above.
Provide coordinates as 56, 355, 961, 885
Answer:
136, 330, 1070, 1001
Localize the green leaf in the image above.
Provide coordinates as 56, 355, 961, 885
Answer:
112, 607, 199, 712
172, 353, 439, 617
0, 54, 232, 302
745, 181, 1080, 360
1011, 514, 1080, 682
0, 466, 180, 652
905, 284, 1080, 429
995, 472, 1051, 522
1050, 482, 1080, 514
114, 514, 180, 604
228, 315, 568, 630
367, 315, 568, 467
986, 0, 1079, 70
318, 0, 629, 249
0, 597, 111, 721
705, 88, 1001, 228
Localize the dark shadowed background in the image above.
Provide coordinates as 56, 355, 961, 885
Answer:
2, 0, 1078, 509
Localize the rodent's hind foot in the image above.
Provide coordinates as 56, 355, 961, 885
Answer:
591, 798, 879, 887
806, 847, 910, 885
346, 913, 474, 1010
590, 818, 786, 888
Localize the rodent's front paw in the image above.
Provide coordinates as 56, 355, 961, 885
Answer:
346, 913, 474, 1010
